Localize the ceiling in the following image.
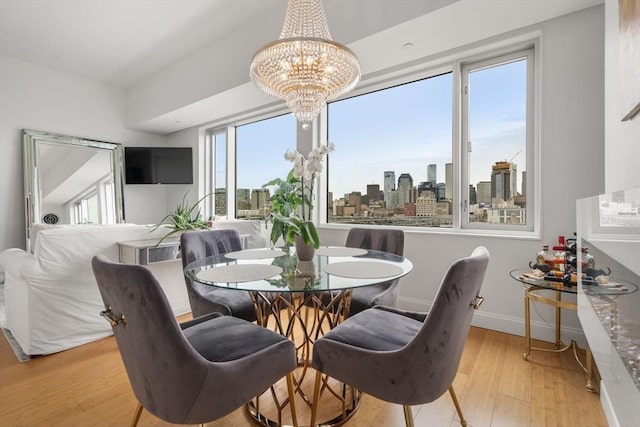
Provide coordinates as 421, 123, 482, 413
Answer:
0, 0, 603, 134
0, 0, 457, 89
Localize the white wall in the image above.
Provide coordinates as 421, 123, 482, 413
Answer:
0, 54, 168, 252
604, 0, 640, 192
318, 6, 605, 344
0, 5, 607, 345
168, 6, 605, 344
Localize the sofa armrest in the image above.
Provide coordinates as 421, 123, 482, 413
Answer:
0, 248, 38, 279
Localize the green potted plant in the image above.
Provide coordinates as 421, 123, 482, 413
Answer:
150, 191, 213, 245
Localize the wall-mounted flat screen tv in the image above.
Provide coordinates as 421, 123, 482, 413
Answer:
125, 147, 193, 184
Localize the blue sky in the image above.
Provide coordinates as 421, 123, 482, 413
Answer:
234, 58, 527, 199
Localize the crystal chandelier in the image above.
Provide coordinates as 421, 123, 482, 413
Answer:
250, 0, 361, 128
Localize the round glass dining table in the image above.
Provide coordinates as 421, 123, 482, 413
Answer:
184, 245, 413, 427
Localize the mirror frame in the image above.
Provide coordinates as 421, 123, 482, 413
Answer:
22, 129, 126, 250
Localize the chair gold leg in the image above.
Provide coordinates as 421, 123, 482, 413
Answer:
448, 386, 468, 426
130, 402, 143, 427
286, 373, 299, 427
403, 405, 415, 427
309, 371, 323, 427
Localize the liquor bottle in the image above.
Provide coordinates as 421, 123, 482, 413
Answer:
552, 236, 566, 272
583, 247, 595, 269
536, 244, 550, 266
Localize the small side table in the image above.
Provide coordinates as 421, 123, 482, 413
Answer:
509, 269, 595, 391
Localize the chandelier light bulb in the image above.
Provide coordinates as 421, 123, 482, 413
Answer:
250, 0, 361, 127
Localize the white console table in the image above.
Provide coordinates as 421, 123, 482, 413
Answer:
118, 234, 250, 265
118, 238, 181, 265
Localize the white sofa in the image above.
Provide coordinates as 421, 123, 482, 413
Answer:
0, 220, 268, 356
0, 224, 189, 355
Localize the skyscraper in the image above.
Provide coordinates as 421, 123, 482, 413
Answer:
476, 181, 491, 205
491, 161, 517, 202
445, 163, 453, 200
469, 185, 477, 205
427, 164, 437, 186
214, 188, 227, 215
384, 171, 395, 208
367, 184, 380, 203
397, 173, 414, 207
251, 188, 270, 211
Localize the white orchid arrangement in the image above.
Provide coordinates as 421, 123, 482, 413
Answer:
284, 143, 334, 221
263, 143, 334, 248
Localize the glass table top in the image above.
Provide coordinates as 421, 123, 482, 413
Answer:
184, 246, 413, 293
509, 268, 638, 296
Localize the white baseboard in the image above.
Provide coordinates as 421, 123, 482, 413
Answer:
600, 382, 619, 427
397, 295, 587, 348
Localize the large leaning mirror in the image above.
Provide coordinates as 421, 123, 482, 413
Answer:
23, 129, 125, 251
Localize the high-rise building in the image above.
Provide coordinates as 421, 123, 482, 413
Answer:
469, 185, 477, 205
236, 188, 250, 203
416, 193, 437, 216
491, 161, 517, 202
397, 173, 414, 207
348, 192, 362, 215
367, 184, 380, 203
383, 171, 395, 208
427, 164, 437, 185
250, 188, 270, 212
236, 188, 251, 211
436, 183, 446, 201
417, 181, 435, 196
388, 190, 398, 210
445, 163, 453, 200
214, 188, 227, 216
521, 171, 527, 196
476, 181, 491, 205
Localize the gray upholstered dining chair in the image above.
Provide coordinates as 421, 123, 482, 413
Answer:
345, 227, 405, 316
310, 246, 489, 427
180, 229, 258, 321
92, 255, 298, 427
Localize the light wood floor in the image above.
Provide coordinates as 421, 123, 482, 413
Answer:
0, 322, 607, 427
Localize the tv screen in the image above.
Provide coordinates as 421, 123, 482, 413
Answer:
125, 147, 193, 184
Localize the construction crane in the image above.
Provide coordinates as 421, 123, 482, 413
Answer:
508, 149, 523, 162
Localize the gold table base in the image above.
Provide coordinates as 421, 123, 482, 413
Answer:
247, 290, 361, 427
523, 286, 595, 392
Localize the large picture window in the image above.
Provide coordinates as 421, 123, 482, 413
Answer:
327, 72, 453, 227
205, 42, 537, 235
325, 45, 535, 232
235, 113, 296, 219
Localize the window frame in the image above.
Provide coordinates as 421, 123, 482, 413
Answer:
320, 40, 539, 237
460, 47, 536, 233
202, 109, 296, 221
202, 36, 540, 238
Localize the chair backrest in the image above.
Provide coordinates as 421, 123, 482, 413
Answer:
180, 229, 243, 268
403, 246, 489, 403
345, 228, 404, 256
91, 255, 211, 424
